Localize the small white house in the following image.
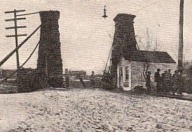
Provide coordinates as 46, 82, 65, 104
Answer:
117, 50, 176, 91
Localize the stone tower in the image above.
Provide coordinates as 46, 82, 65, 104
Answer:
111, 13, 137, 85
37, 11, 63, 87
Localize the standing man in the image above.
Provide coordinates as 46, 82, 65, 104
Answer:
164, 69, 172, 94
172, 70, 180, 95
161, 71, 167, 93
90, 71, 95, 88
154, 69, 161, 93
146, 71, 151, 93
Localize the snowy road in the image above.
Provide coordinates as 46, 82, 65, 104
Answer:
0, 88, 192, 132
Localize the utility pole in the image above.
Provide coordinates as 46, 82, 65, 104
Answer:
5, 9, 27, 70
178, 0, 184, 72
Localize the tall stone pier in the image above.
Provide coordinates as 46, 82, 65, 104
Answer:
37, 11, 63, 87
111, 14, 138, 86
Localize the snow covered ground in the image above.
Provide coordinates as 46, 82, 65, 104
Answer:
0, 88, 192, 132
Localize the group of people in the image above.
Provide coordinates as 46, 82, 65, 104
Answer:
146, 69, 183, 95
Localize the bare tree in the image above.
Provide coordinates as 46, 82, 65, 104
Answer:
137, 28, 161, 51
143, 61, 150, 80
136, 28, 161, 81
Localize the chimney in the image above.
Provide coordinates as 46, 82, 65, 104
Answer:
110, 13, 137, 86
112, 13, 137, 57
37, 11, 63, 88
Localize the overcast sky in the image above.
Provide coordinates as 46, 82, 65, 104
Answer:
0, 0, 192, 74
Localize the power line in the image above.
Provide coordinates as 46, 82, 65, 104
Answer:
133, 0, 160, 14
17, 12, 39, 17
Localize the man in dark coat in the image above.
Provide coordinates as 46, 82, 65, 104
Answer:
146, 71, 151, 93
90, 71, 95, 88
172, 70, 180, 95
164, 69, 172, 94
161, 71, 167, 92
154, 69, 161, 93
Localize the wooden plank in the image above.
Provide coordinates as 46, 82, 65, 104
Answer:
5, 17, 26, 22
6, 34, 27, 37
5, 26, 27, 30
5, 10, 25, 14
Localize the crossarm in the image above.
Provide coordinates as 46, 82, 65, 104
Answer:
0, 25, 41, 67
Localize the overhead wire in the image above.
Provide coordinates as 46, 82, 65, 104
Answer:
17, 12, 39, 17
133, 0, 160, 14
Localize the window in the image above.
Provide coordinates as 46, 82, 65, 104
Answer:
125, 66, 129, 80
119, 68, 122, 77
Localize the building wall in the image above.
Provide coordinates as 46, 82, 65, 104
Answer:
117, 57, 177, 90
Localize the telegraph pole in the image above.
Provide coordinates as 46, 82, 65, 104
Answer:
178, 0, 184, 72
5, 9, 27, 70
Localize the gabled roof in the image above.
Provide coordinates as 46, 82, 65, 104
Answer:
123, 50, 176, 63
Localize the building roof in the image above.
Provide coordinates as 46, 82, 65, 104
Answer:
114, 13, 136, 22
123, 50, 176, 63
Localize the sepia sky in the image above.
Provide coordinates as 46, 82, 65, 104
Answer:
0, 0, 192, 74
